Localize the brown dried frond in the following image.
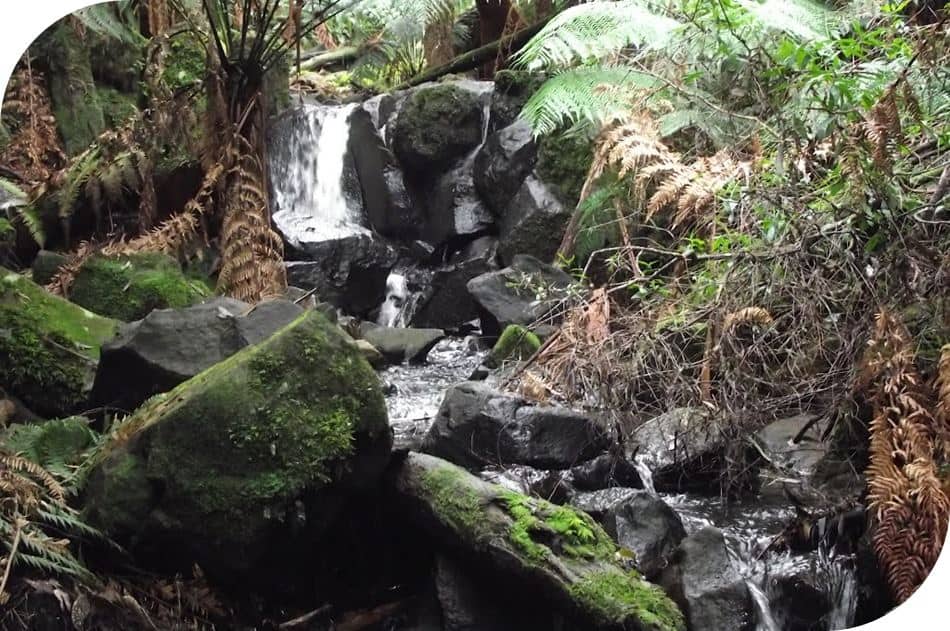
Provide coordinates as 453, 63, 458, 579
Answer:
935, 345, 950, 458
862, 87, 902, 172
864, 310, 950, 603
722, 306, 773, 333
0, 63, 66, 183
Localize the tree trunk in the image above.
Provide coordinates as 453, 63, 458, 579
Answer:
424, 14, 456, 68
475, 0, 522, 76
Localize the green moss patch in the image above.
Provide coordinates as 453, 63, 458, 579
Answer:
0, 268, 118, 416
570, 571, 686, 631
420, 466, 485, 535
69, 253, 211, 322
536, 131, 595, 206
489, 324, 541, 367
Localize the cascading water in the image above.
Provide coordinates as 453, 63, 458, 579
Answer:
633, 454, 658, 497
378, 273, 409, 327
269, 102, 368, 246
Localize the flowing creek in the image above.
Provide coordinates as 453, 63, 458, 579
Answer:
381, 340, 860, 630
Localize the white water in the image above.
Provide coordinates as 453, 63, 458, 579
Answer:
270, 103, 369, 246
634, 454, 658, 497
378, 273, 409, 327
747, 580, 781, 631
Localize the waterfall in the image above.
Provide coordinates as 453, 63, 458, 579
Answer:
818, 551, 858, 630
378, 273, 409, 327
269, 102, 368, 247
633, 454, 658, 497
747, 580, 781, 631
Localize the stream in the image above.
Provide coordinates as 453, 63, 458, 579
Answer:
380, 339, 860, 631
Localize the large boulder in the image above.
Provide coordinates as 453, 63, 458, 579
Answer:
498, 176, 571, 265
83, 312, 391, 579
423, 154, 495, 247
391, 83, 487, 178
360, 325, 445, 364
389, 452, 685, 631
658, 528, 754, 631
411, 236, 499, 330
474, 120, 537, 215
489, 70, 548, 131
422, 381, 609, 470
602, 493, 687, 580
68, 253, 211, 322
31, 250, 68, 286
91, 297, 304, 412
285, 234, 398, 316
348, 105, 422, 241
466, 255, 575, 337
0, 268, 118, 417
629, 408, 728, 493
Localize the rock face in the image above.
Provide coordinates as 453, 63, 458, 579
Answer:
83, 312, 391, 579
389, 452, 685, 631
498, 176, 571, 265
422, 382, 609, 470
659, 527, 754, 631
91, 298, 304, 412
602, 493, 687, 579
411, 236, 498, 330
630, 408, 727, 493
285, 235, 397, 316
68, 253, 211, 322
0, 268, 118, 417
424, 154, 495, 247
489, 70, 548, 131
467, 255, 575, 337
360, 325, 445, 364
474, 120, 537, 216
391, 84, 486, 177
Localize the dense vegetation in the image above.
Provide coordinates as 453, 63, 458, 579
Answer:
0, 0, 947, 628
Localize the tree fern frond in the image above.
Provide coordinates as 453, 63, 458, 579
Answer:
737, 0, 840, 42
73, 2, 146, 45
513, 0, 681, 70
520, 66, 657, 135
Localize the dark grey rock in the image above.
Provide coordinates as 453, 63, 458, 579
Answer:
566, 453, 644, 492
498, 176, 571, 265
361, 326, 445, 364
466, 255, 575, 337
571, 488, 642, 521
474, 120, 537, 215
424, 154, 495, 247
659, 527, 754, 631
435, 556, 535, 631
412, 237, 499, 330
91, 297, 303, 412
422, 381, 608, 470
602, 492, 686, 579
285, 235, 398, 316
31, 250, 67, 286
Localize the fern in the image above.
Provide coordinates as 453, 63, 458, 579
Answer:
521, 66, 657, 135
736, 0, 840, 42
574, 182, 624, 263
58, 148, 102, 221
73, 2, 146, 45
512, 0, 681, 70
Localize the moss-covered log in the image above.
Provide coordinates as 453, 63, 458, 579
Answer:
389, 452, 685, 631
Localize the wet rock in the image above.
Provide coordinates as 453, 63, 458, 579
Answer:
285, 234, 398, 316
473, 120, 537, 215
423, 154, 495, 248
434, 556, 543, 631
602, 492, 687, 579
84, 312, 391, 581
630, 407, 728, 493
30, 250, 67, 286
422, 381, 609, 470
388, 452, 685, 631
566, 453, 645, 492
0, 268, 119, 417
361, 326, 446, 364
68, 253, 211, 322
489, 70, 548, 131
498, 176, 572, 265
755, 415, 828, 476
349, 105, 423, 241
481, 464, 572, 504
466, 255, 575, 337
391, 83, 487, 178
571, 488, 642, 521
767, 573, 834, 631
91, 297, 303, 412
659, 527, 754, 631
411, 236, 498, 331
352, 338, 385, 368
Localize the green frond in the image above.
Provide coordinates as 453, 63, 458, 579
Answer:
520, 66, 657, 136
59, 149, 102, 220
513, 1, 682, 71
737, 0, 840, 42
13, 205, 45, 247
73, 2, 146, 46
574, 182, 625, 263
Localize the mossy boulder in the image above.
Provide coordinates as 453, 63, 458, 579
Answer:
68, 253, 211, 322
82, 311, 392, 579
490, 70, 548, 130
536, 131, 595, 206
0, 268, 119, 417
488, 324, 541, 367
390, 453, 685, 631
391, 83, 485, 177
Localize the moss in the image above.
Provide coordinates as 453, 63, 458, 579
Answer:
69, 253, 211, 321
98, 86, 139, 128
85, 311, 389, 548
420, 466, 484, 535
500, 491, 616, 563
536, 131, 595, 206
163, 34, 207, 92
0, 268, 118, 416
392, 84, 483, 171
489, 324, 541, 367
570, 571, 686, 631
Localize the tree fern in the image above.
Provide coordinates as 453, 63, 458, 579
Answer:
512, 0, 681, 70
73, 2, 146, 45
521, 66, 657, 135
736, 0, 840, 42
